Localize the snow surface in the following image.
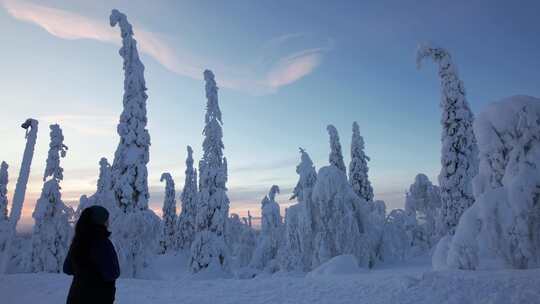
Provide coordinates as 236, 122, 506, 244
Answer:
1, 253, 539, 304
307, 254, 366, 277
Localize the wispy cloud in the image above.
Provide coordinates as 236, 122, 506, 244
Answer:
2, 0, 332, 95
39, 114, 117, 136
266, 49, 322, 88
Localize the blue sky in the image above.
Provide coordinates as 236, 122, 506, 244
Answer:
1, 0, 539, 231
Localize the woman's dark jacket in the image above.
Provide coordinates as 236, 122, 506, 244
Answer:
63, 226, 120, 304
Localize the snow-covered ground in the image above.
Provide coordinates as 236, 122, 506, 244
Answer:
1, 253, 539, 304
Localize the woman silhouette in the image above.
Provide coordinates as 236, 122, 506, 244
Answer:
63, 205, 120, 304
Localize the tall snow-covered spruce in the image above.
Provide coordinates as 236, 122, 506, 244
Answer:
189, 70, 230, 273
417, 43, 478, 236
109, 9, 150, 213
0, 119, 38, 274
159, 173, 177, 254
30, 124, 71, 273
109, 9, 160, 278
349, 122, 374, 202
177, 146, 198, 250
327, 125, 346, 172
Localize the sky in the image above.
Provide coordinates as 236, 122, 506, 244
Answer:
1, 0, 540, 232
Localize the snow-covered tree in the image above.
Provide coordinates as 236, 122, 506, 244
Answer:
159, 173, 177, 254
226, 213, 243, 249
227, 213, 256, 269
312, 165, 369, 268
417, 43, 478, 236
94, 158, 116, 212
177, 146, 198, 250
247, 210, 253, 228
379, 209, 415, 262
443, 96, 540, 270
261, 185, 282, 234
1, 119, 38, 274
110, 9, 151, 213
250, 185, 283, 272
367, 200, 387, 264
349, 122, 374, 202
190, 70, 230, 273
0, 162, 9, 252
327, 125, 346, 172
405, 174, 441, 247
109, 9, 160, 278
30, 124, 72, 273
234, 221, 256, 269
76, 157, 117, 218
279, 205, 303, 271
0, 162, 8, 223
280, 148, 318, 271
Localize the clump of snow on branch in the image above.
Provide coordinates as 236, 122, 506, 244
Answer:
417, 43, 478, 236
30, 124, 72, 273
250, 185, 283, 272
349, 122, 374, 202
443, 96, 540, 270
190, 70, 230, 273
109, 9, 159, 278
159, 173, 177, 254
176, 145, 198, 250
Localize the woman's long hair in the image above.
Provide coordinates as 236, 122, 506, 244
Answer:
69, 206, 110, 265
